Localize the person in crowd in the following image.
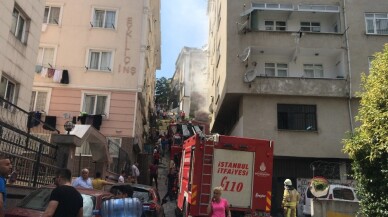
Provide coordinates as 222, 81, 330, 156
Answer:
161, 137, 169, 158
131, 163, 140, 184
162, 161, 177, 204
92, 172, 114, 190
282, 179, 300, 217
149, 160, 158, 189
153, 149, 160, 165
0, 154, 12, 217
103, 185, 142, 217
118, 170, 126, 183
43, 168, 83, 217
72, 168, 93, 189
207, 186, 231, 217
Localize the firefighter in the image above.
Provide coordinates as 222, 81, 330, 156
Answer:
282, 179, 300, 217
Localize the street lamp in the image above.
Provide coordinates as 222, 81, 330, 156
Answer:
64, 121, 74, 135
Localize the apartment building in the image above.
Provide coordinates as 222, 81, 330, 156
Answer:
32, 0, 160, 170
0, 0, 45, 110
172, 47, 209, 120
207, 0, 388, 214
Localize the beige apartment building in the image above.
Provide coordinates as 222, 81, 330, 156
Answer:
207, 0, 388, 214
0, 0, 45, 110
32, 0, 160, 170
172, 47, 209, 120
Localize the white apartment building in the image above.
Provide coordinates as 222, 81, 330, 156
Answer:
0, 0, 45, 110
207, 0, 388, 214
172, 47, 209, 120
32, 0, 160, 172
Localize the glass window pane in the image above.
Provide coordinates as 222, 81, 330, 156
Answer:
375, 14, 388, 18
265, 63, 275, 67
366, 19, 375, 33
305, 69, 314, 77
89, 52, 100, 69
100, 52, 111, 70
11, 9, 19, 34
30, 91, 36, 111
6, 82, 15, 102
35, 92, 47, 112
376, 19, 388, 34
301, 22, 310, 26
96, 96, 107, 114
265, 21, 274, 25
365, 13, 374, 18
0, 77, 7, 98
265, 68, 275, 76
105, 11, 116, 28
301, 27, 310, 31
84, 95, 96, 114
94, 10, 104, 27
49, 7, 60, 24
37, 48, 44, 64
278, 63, 287, 68
278, 69, 287, 77
43, 7, 49, 23
42, 48, 55, 67
17, 16, 25, 41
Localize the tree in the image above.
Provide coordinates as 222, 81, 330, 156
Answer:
343, 44, 388, 216
155, 77, 171, 108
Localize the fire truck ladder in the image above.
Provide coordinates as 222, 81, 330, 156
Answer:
198, 135, 217, 216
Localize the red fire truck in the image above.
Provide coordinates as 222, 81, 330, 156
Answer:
176, 134, 273, 217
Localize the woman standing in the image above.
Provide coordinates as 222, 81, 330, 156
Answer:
207, 186, 231, 217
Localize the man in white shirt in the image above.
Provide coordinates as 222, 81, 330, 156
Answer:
131, 163, 140, 184
118, 170, 126, 183
72, 168, 92, 189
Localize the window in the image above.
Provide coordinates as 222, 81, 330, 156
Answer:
332, 188, 355, 201
88, 50, 113, 71
82, 94, 108, 115
11, 7, 28, 43
30, 90, 49, 112
368, 56, 375, 70
0, 76, 17, 104
43, 6, 60, 24
265, 21, 286, 31
37, 47, 55, 67
300, 22, 321, 32
278, 104, 317, 131
365, 13, 388, 34
304, 64, 323, 78
92, 9, 116, 29
265, 63, 288, 76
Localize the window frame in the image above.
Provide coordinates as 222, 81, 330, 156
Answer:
30, 87, 52, 113
264, 63, 288, 77
303, 64, 324, 78
264, 20, 286, 31
277, 104, 317, 131
300, 21, 321, 32
37, 45, 57, 67
86, 49, 114, 72
11, 7, 29, 43
91, 7, 118, 29
0, 75, 18, 105
80, 91, 111, 116
43, 5, 62, 25
365, 13, 388, 35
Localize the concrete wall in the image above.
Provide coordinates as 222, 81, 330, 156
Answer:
312, 200, 362, 217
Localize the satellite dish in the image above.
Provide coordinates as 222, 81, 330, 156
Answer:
243, 68, 257, 83
238, 47, 251, 62
309, 177, 330, 198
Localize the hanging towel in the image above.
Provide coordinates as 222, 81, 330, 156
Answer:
41, 67, 48, 78
35, 65, 43, 73
92, 115, 102, 130
53, 69, 63, 83
60, 70, 69, 84
47, 68, 55, 78
43, 116, 56, 131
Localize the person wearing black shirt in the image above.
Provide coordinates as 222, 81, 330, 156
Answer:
43, 168, 83, 217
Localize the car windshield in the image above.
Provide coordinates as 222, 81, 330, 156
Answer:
133, 188, 152, 203
17, 188, 96, 216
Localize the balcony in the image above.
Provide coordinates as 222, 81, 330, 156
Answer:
245, 76, 348, 97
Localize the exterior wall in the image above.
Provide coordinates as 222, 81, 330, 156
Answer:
0, 0, 45, 110
242, 95, 349, 158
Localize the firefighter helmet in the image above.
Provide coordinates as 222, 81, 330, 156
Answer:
284, 179, 292, 186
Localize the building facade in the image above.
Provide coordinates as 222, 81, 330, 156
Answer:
0, 0, 45, 110
206, 0, 388, 214
172, 47, 209, 121
32, 0, 160, 171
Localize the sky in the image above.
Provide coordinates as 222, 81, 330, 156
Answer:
156, 0, 209, 79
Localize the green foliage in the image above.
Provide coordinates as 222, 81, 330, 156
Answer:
343, 44, 388, 216
155, 77, 171, 106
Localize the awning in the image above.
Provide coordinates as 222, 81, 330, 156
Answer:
240, 3, 294, 16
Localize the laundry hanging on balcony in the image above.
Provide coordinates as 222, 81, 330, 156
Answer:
35, 65, 70, 84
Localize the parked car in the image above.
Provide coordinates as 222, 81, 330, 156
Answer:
5, 185, 113, 217
302, 184, 359, 216
110, 183, 165, 217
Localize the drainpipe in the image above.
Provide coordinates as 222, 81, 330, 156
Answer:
343, 0, 354, 133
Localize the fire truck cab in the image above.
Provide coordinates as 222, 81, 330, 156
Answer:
176, 134, 274, 217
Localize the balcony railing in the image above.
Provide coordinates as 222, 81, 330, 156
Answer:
0, 97, 62, 187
